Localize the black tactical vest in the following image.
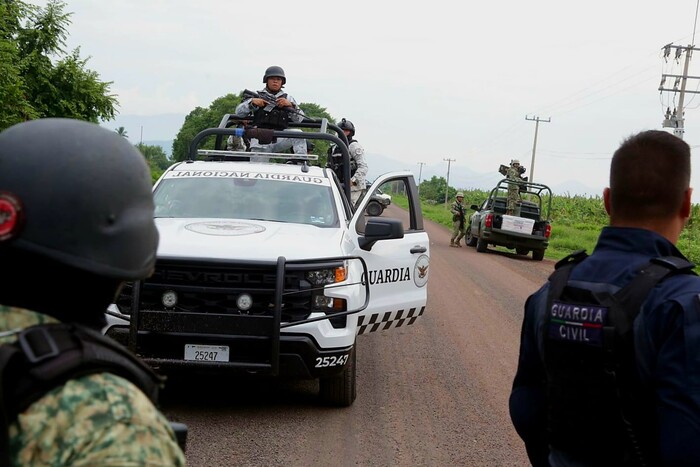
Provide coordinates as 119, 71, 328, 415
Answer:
543, 250, 694, 466
252, 91, 291, 130
328, 140, 358, 184
0, 323, 164, 467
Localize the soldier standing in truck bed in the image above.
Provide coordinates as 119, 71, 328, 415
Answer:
234, 65, 306, 155
505, 159, 523, 215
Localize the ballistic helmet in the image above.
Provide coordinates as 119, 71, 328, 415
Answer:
0, 118, 159, 280
511, 159, 520, 165
263, 65, 286, 85
456, 192, 464, 198
338, 118, 355, 137
306, 140, 316, 152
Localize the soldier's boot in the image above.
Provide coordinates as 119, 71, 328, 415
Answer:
449, 238, 458, 247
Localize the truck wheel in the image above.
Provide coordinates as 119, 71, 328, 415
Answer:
532, 249, 545, 261
465, 231, 477, 247
476, 237, 488, 253
319, 346, 356, 407
516, 247, 529, 255
366, 201, 383, 217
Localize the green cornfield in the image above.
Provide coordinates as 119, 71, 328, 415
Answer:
390, 191, 700, 265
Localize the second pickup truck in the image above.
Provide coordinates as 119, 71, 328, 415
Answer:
465, 179, 552, 260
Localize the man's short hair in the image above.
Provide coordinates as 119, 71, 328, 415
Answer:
609, 130, 690, 221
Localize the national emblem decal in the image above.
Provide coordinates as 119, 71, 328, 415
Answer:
185, 221, 266, 236
413, 254, 429, 288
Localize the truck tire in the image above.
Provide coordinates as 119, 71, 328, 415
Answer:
476, 237, 488, 253
465, 231, 477, 247
366, 201, 383, 217
516, 247, 529, 255
319, 345, 356, 407
532, 249, 545, 261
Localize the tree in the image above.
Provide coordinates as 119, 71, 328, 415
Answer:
419, 176, 453, 204
0, 0, 39, 127
0, 0, 117, 131
136, 143, 170, 183
115, 126, 128, 137
172, 92, 336, 162
298, 102, 334, 165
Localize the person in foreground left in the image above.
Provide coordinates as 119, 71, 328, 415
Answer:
0, 118, 186, 466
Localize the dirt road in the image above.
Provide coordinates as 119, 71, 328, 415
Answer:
161, 205, 555, 466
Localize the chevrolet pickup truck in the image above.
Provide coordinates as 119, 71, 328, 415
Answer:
104, 117, 430, 406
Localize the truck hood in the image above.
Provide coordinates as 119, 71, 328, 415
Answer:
155, 218, 346, 261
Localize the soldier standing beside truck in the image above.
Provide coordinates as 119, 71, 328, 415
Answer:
450, 192, 466, 247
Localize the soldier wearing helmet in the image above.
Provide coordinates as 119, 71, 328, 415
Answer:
327, 118, 369, 206
450, 192, 467, 247
234, 65, 306, 155
0, 119, 185, 465
505, 159, 526, 215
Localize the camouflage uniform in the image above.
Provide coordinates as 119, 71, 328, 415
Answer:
450, 195, 466, 247
505, 162, 521, 215
349, 140, 368, 206
1, 305, 186, 467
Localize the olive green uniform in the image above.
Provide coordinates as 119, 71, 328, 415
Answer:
505, 165, 521, 215
450, 199, 466, 246
1, 305, 186, 467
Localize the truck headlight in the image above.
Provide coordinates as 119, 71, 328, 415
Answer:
312, 295, 346, 312
306, 264, 347, 285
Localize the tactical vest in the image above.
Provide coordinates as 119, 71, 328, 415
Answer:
543, 250, 695, 466
0, 323, 164, 467
328, 140, 358, 184
251, 91, 291, 130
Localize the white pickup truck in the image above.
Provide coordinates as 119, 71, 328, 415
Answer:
104, 117, 430, 406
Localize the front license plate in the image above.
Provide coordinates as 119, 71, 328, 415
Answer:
184, 344, 229, 362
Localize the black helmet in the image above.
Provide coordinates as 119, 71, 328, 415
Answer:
0, 118, 159, 280
338, 118, 355, 137
263, 65, 286, 85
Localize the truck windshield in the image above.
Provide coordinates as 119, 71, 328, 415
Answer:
153, 177, 338, 227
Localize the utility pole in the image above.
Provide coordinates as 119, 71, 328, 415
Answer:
443, 158, 455, 207
525, 115, 550, 183
659, 44, 700, 139
417, 162, 426, 193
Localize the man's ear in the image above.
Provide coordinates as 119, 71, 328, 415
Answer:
681, 187, 693, 219
603, 187, 612, 216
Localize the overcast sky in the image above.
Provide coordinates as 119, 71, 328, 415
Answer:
28, 0, 700, 200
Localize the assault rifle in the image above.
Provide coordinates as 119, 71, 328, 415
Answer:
242, 89, 306, 118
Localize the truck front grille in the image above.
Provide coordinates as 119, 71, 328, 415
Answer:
117, 259, 313, 322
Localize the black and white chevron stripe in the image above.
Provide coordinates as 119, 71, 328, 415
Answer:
356, 306, 426, 335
